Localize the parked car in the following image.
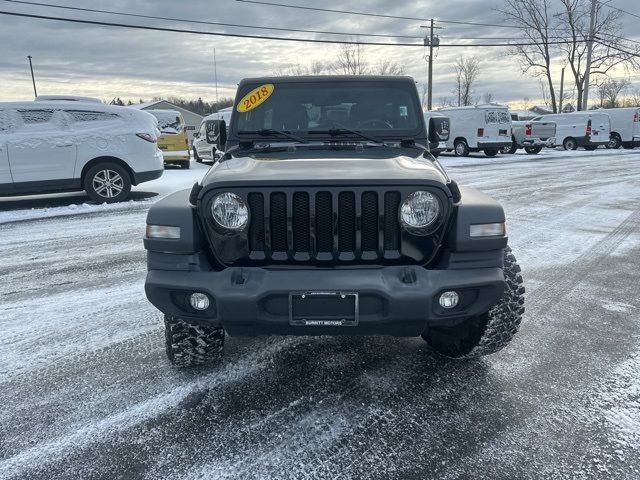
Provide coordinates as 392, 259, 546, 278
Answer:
146, 109, 190, 169
0, 100, 163, 203
440, 105, 512, 157
502, 118, 556, 154
595, 107, 640, 149
143, 75, 525, 367
532, 112, 611, 150
193, 115, 227, 163
423, 111, 450, 157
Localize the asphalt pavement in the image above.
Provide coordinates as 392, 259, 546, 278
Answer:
1, 150, 639, 479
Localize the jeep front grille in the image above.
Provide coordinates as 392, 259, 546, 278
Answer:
246, 190, 402, 262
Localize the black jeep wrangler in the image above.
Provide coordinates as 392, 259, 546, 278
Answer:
144, 76, 524, 367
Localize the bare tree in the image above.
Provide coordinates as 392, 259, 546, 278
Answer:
482, 92, 495, 104
438, 96, 452, 109
334, 43, 368, 75
522, 96, 531, 110
453, 57, 481, 106
374, 58, 405, 76
309, 60, 328, 75
557, 0, 640, 110
624, 87, 640, 107
501, 0, 559, 112
596, 77, 630, 108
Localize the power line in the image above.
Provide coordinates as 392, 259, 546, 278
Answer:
0, 0, 579, 42
235, 0, 523, 29
600, 1, 640, 20
595, 38, 640, 58
0, 0, 421, 39
0, 9, 579, 48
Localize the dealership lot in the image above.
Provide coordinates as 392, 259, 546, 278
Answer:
1, 149, 639, 479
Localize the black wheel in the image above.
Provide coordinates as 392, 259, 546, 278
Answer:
583, 145, 597, 151
563, 137, 578, 151
421, 247, 525, 359
500, 140, 518, 154
484, 148, 499, 157
164, 314, 224, 367
606, 134, 622, 149
193, 147, 202, 163
180, 160, 191, 169
524, 146, 543, 154
83, 162, 132, 203
454, 139, 470, 157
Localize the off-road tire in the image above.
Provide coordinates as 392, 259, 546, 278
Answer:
83, 162, 132, 204
524, 146, 543, 154
180, 160, 191, 169
454, 139, 470, 157
164, 314, 225, 367
484, 148, 499, 157
563, 137, 578, 151
421, 247, 525, 359
501, 140, 518, 154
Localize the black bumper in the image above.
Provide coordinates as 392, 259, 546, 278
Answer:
145, 265, 504, 337
476, 141, 512, 149
575, 136, 608, 147
133, 169, 164, 185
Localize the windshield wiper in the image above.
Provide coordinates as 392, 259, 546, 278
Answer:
238, 129, 309, 143
309, 122, 388, 146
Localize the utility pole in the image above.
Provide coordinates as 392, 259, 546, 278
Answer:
421, 21, 442, 111
427, 19, 434, 110
213, 48, 220, 118
559, 67, 565, 113
582, 0, 597, 110
27, 55, 37, 98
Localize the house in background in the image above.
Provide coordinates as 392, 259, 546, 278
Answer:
130, 100, 203, 142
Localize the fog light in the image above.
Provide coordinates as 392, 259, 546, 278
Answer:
189, 292, 210, 311
439, 291, 459, 309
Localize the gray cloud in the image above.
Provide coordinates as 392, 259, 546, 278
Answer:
0, 0, 638, 106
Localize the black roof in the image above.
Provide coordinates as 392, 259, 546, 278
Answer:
238, 75, 416, 85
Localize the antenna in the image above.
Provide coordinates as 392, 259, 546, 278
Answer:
214, 47, 220, 119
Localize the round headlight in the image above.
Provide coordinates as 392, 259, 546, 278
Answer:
211, 192, 249, 230
400, 191, 440, 231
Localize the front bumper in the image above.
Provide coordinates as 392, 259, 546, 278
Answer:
145, 265, 504, 337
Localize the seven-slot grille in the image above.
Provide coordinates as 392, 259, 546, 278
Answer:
246, 190, 403, 262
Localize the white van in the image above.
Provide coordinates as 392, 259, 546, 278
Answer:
595, 107, 640, 149
0, 100, 163, 203
532, 112, 611, 150
440, 105, 512, 157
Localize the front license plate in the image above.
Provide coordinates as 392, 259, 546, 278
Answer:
289, 292, 359, 327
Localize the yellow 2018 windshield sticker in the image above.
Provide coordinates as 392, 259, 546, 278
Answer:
236, 84, 274, 113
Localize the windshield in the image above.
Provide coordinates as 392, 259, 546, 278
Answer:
233, 81, 422, 141
150, 110, 184, 134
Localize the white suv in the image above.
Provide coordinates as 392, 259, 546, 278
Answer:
0, 100, 163, 203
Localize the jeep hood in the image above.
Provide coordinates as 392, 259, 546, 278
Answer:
200, 152, 449, 187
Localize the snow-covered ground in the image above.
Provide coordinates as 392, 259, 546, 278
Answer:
1, 149, 640, 479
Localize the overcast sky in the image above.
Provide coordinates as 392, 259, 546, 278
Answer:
0, 0, 638, 108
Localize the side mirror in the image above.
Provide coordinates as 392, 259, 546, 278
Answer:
193, 132, 199, 139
